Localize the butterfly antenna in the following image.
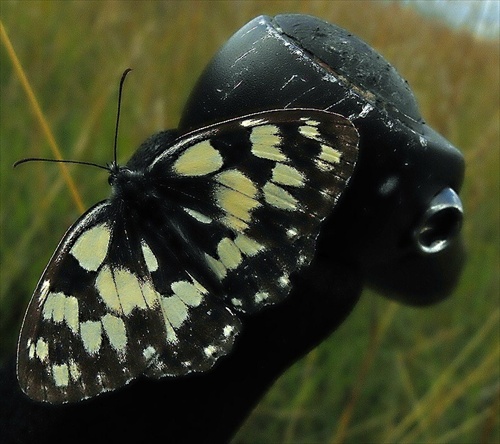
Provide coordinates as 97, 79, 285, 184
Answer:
13, 157, 110, 170
114, 68, 132, 166
14, 70, 133, 171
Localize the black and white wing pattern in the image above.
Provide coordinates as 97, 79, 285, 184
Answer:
17, 201, 239, 403
17, 108, 359, 403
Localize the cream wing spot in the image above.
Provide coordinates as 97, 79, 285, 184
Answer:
204, 345, 218, 357
68, 360, 81, 381
279, 274, 290, 287
183, 207, 212, 224
171, 281, 203, 307
164, 319, 178, 344
114, 268, 147, 315
41, 291, 79, 328
216, 186, 260, 222
64, 296, 79, 333
96, 265, 122, 313
319, 144, 342, 164
302, 118, 320, 126
42, 292, 56, 320
35, 338, 49, 362
231, 298, 243, 307
70, 223, 111, 271
50, 292, 66, 323
205, 253, 227, 280
28, 342, 36, 359
255, 291, 270, 303
143, 345, 156, 361
271, 163, 305, 187
263, 182, 299, 210
161, 295, 188, 329
234, 234, 264, 257
299, 124, 322, 141
101, 313, 127, 354
173, 140, 223, 176
250, 125, 287, 161
141, 279, 160, 308
217, 238, 242, 270
221, 214, 249, 231
223, 325, 235, 337
80, 320, 102, 355
216, 170, 258, 198
158, 294, 179, 344
141, 241, 158, 272
52, 363, 69, 387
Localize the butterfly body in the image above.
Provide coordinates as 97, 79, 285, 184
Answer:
17, 108, 358, 403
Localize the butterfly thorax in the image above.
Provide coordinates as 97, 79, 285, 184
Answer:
108, 164, 156, 207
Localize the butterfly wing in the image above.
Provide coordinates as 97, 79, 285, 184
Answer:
148, 109, 359, 313
17, 200, 239, 403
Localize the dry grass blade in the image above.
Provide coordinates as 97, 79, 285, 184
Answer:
0, 20, 84, 214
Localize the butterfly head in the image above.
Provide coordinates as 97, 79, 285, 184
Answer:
107, 160, 121, 184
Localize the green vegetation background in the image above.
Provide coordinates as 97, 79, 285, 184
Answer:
1, 1, 498, 442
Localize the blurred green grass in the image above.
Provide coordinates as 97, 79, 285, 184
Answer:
0, 1, 498, 442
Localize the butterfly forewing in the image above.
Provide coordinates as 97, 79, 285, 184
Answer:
150, 109, 359, 312
17, 108, 358, 403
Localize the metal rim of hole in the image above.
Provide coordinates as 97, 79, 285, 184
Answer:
415, 187, 464, 254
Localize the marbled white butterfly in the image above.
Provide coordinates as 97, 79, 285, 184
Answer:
17, 78, 358, 403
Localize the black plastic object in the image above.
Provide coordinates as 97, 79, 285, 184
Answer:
179, 14, 465, 304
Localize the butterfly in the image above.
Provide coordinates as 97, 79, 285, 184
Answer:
16, 99, 359, 403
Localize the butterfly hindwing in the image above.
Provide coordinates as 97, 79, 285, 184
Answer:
17, 200, 240, 403
17, 108, 358, 403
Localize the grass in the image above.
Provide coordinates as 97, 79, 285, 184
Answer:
1, 1, 498, 442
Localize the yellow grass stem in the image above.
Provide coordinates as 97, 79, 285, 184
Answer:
0, 20, 85, 214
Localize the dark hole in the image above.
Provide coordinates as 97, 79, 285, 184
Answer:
417, 207, 463, 253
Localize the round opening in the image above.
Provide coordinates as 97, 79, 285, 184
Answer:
416, 206, 463, 254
